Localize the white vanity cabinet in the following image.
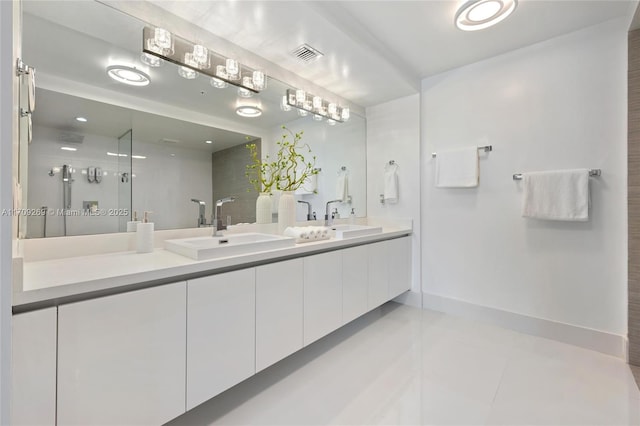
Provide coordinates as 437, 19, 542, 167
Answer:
57, 282, 187, 426
342, 245, 369, 324
11, 307, 57, 426
368, 241, 390, 309
186, 269, 256, 410
387, 236, 411, 298
255, 258, 304, 372
303, 251, 343, 345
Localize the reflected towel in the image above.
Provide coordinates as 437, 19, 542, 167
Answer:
27, 69, 36, 112
384, 164, 399, 203
336, 172, 349, 202
521, 169, 590, 221
435, 147, 479, 188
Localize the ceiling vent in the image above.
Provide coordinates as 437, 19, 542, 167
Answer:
160, 138, 181, 144
58, 132, 84, 144
291, 44, 324, 63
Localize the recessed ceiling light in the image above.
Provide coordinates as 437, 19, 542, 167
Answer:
236, 105, 262, 118
455, 0, 517, 31
106, 65, 150, 86
131, 155, 147, 159
205, 140, 213, 144
107, 152, 128, 157
60, 146, 77, 151
75, 117, 88, 122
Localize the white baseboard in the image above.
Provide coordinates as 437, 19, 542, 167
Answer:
422, 293, 626, 359
393, 290, 422, 308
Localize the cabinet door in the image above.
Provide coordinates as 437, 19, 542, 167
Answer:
187, 269, 255, 410
342, 245, 369, 324
256, 259, 303, 372
368, 241, 389, 309
58, 283, 186, 426
11, 308, 57, 426
304, 251, 342, 345
388, 236, 411, 298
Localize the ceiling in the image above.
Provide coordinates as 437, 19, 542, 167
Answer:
147, 0, 638, 107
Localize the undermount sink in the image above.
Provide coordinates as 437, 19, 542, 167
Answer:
165, 233, 295, 260
330, 224, 383, 239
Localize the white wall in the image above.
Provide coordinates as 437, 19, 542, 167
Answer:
421, 19, 627, 336
366, 94, 421, 295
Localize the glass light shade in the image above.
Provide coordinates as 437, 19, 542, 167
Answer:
226, 58, 239, 79
178, 66, 198, 79
281, 95, 292, 112
298, 109, 309, 117
238, 87, 253, 98
216, 65, 229, 79
295, 89, 306, 105
210, 77, 228, 89
192, 44, 209, 68
140, 53, 162, 67
341, 107, 350, 121
154, 28, 172, 49
313, 114, 323, 121
327, 119, 337, 126
328, 103, 337, 115
312, 96, 323, 110
252, 70, 266, 90
183, 52, 199, 68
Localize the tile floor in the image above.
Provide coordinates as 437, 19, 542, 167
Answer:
168, 303, 640, 425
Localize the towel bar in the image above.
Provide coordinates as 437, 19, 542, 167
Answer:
431, 145, 492, 158
512, 169, 601, 181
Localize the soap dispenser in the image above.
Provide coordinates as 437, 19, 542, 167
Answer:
349, 208, 356, 224
136, 211, 154, 253
127, 211, 140, 232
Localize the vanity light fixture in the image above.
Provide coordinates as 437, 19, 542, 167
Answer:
238, 76, 254, 98
455, 0, 517, 31
280, 95, 292, 112
285, 89, 349, 123
236, 105, 262, 118
106, 65, 150, 86
142, 26, 263, 93
75, 117, 88, 122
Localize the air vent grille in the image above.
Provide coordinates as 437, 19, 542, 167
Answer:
291, 44, 324, 63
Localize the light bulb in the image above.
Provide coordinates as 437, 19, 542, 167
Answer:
154, 28, 172, 49
327, 119, 337, 126
226, 58, 239, 79
192, 44, 209, 68
210, 77, 227, 89
140, 53, 161, 67
298, 109, 309, 117
341, 107, 350, 121
313, 114, 323, 121
178, 66, 198, 79
216, 65, 228, 79
295, 89, 306, 105
252, 70, 266, 90
312, 96, 323, 110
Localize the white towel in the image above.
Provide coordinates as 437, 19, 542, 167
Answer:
435, 147, 479, 188
27, 69, 36, 112
521, 169, 590, 221
284, 226, 330, 243
384, 164, 399, 203
284, 226, 309, 240
336, 172, 349, 202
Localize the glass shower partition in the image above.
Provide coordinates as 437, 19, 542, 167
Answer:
117, 129, 133, 232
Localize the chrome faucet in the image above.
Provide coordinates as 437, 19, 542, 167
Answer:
325, 199, 342, 226
191, 199, 207, 227
213, 196, 235, 236
297, 200, 313, 221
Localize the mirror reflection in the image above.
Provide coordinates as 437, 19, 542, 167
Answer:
21, 1, 366, 238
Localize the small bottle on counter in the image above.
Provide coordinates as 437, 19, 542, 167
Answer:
349, 208, 356, 224
136, 211, 154, 253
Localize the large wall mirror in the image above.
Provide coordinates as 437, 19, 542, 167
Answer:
20, 1, 366, 238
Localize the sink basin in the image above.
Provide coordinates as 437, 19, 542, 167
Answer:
330, 224, 383, 239
165, 233, 295, 260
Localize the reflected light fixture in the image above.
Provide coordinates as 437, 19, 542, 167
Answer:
284, 89, 349, 123
236, 105, 262, 118
106, 65, 150, 86
280, 95, 292, 112
455, 0, 517, 31
75, 117, 88, 122
60, 147, 77, 151
205, 140, 213, 144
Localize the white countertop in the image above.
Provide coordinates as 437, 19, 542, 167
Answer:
15, 227, 411, 309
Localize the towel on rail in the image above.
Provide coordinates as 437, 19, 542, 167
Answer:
384, 163, 399, 203
435, 147, 479, 188
336, 170, 349, 202
521, 169, 590, 221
